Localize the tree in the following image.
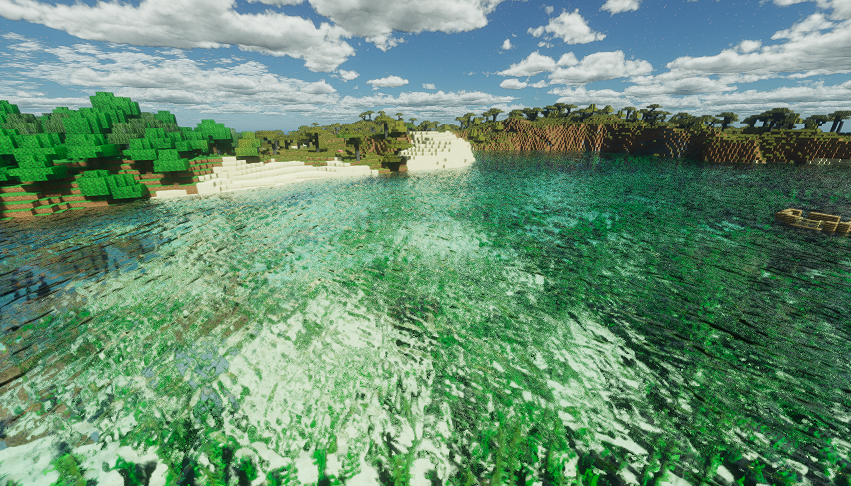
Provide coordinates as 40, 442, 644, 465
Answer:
826, 111, 851, 133
485, 108, 504, 122
417, 120, 439, 131
802, 114, 831, 131
382, 122, 413, 165
408, 118, 417, 126
193, 119, 238, 156
338, 133, 366, 162
667, 112, 699, 129
741, 115, 761, 128
507, 109, 525, 120
757, 108, 800, 131
395, 112, 404, 121
715, 112, 739, 131
573, 106, 595, 122
359, 111, 375, 121
619, 106, 635, 120
374, 114, 395, 139
521, 108, 541, 121
638, 104, 670, 125
233, 131, 262, 158
543, 105, 559, 118
305, 127, 322, 152
553, 103, 577, 118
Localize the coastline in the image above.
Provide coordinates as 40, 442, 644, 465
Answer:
0, 131, 478, 219
455, 118, 851, 165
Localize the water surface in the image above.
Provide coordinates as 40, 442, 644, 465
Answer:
0, 151, 849, 486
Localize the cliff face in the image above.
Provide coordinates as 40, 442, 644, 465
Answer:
462, 118, 851, 164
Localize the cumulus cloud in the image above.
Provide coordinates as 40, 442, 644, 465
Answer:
500, 79, 528, 89
737, 40, 762, 53
527, 9, 606, 44
335, 69, 359, 81
422, 83, 436, 89
0, 0, 513, 68
548, 51, 653, 85
771, 12, 835, 40
501, 39, 512, 50
665, 15, 851, 78
600, 0, 641, 15
0, 39, 340, 114
366, 75, 409, 89
0, 0, 356, 72
307, 0, 507, 51
497, 51, 558, 77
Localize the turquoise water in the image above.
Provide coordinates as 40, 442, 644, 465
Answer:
0, 151, 849, 486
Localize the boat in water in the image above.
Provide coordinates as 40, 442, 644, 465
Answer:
775, 208, 851, 236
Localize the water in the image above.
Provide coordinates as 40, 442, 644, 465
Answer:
0, 151, 849, 486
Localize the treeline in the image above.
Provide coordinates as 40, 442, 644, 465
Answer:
236, 109, 439, 159
450, 104, 851, 134
0, 92, 257, 194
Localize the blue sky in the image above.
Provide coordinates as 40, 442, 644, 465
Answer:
0, 0, 850, 134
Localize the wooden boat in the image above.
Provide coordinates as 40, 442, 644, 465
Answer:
775, 208, 851, 236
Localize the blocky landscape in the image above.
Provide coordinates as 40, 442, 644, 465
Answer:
2, 96, 850, 222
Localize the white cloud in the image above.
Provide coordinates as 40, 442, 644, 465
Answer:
543, 5, 555, 14
557, 53, 579, 66
366, 75, 409, 89
501, 38, 512, 50
500, 79, 528, 89
307, 0, 508, 51
335, 69, 359, 81
497, 51, 558, 77
600, 0, 641, 15
0, 40, 340, 114
664, 16, 851, 78
527, 9, 606, 44
737, 40, 762, 53
0, 0, 515, 68
548, 51, 653, 85
772, 0, 851, 21
422, 83, 436, 89
546, 80, 851, 123
0, 0, 357, 72
771, 12, 834, 40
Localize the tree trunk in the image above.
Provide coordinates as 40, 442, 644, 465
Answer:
829, 119, 839, 132
837, 120, 845, 134
273, 140, 278, 155
355, 143, 361, 162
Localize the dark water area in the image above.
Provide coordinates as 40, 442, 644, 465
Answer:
0, 150, 849, 486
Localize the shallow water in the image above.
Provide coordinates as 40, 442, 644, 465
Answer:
0, 151, 849, 486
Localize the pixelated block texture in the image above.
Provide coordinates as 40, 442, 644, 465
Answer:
460, 118, 851, 165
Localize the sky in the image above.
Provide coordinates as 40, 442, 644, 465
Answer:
0, 0, 850, 135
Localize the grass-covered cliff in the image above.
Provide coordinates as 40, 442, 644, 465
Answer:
454, 117, 851, 165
